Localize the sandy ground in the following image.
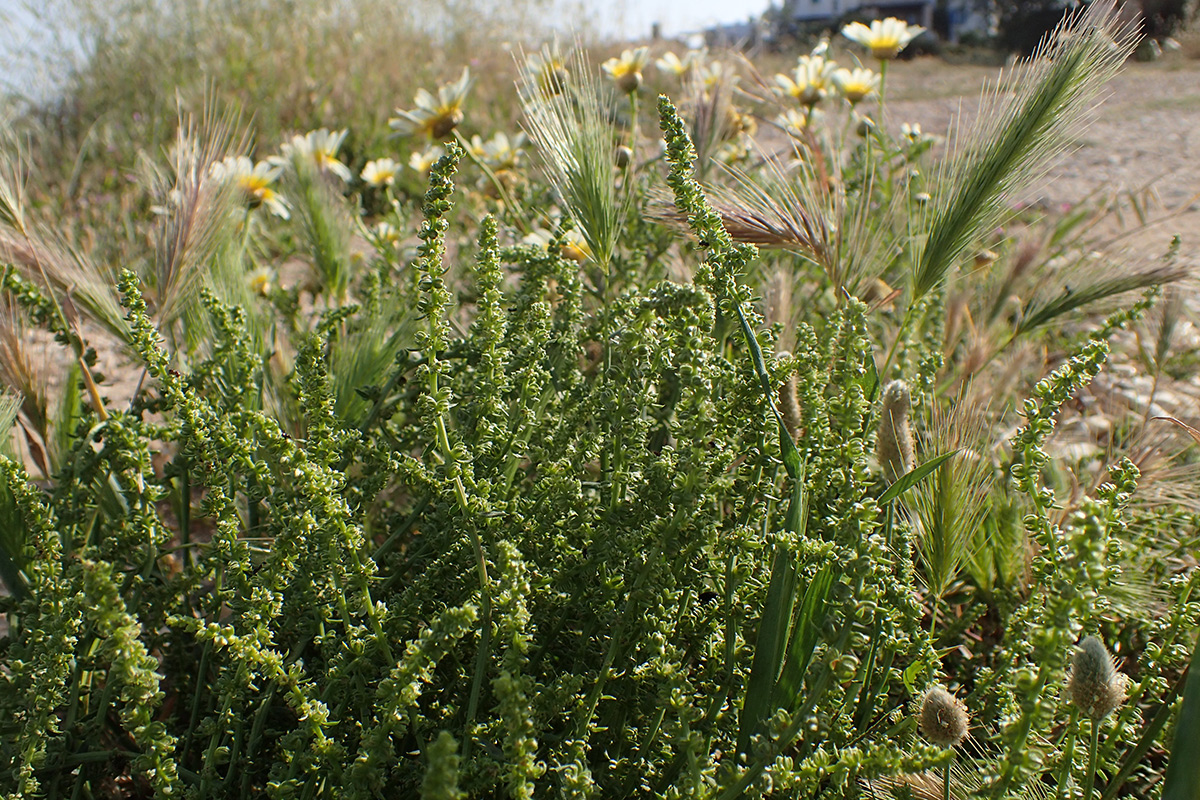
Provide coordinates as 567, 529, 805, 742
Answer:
884, 58, 1200, 264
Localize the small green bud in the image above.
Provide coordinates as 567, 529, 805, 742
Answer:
920, 685, 969, 747
1069, 636, 1128, 720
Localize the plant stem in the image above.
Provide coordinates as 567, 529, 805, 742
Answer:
877, 302, 917, 388
878, 59, 889, 120
428, 346, 493, 758
1084, 717, 1101, 800
1055, 708, 1080, 800
629, 90, 640, 153
1101, 664, 1190, 800
943, 754, 953, 800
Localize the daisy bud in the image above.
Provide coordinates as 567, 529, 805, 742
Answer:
543, 65, 571, 95
920, 685, 969, 747
616, 70, 642, 94
1069, 636, 1129, 720
878, 380, 915, 483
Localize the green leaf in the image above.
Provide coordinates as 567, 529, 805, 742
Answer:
739, 460, 807, 755
52, 362, 82, 471
779, 422, 802, 483
772, 565, 834, 712
902, 659, 924, 694
864, 342, 880, 403
1163, 629, 1200, 800
878, 450, 959, 506
739, 548, 796, 755
0, 466, 28, 600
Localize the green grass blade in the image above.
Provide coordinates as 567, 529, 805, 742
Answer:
0, 461, 29, 599
51, 362, 82, 473
739, 460, 807, 755
739, 549, 798, 755
878, 450, 958, 506
864, 342, 880, 403
1163, 629, 1200, 800
772, 565, 835, 711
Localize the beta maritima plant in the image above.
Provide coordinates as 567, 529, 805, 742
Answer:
0, 4, 1198, 799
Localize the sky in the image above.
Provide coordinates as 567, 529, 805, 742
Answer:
594, 0, 773, 39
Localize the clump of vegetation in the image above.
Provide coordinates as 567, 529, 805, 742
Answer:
1, 1, 1199, 798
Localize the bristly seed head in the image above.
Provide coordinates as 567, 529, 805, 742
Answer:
1069, 635, 1128, 720
920, 685, 969, 747
777, 352, 802, 444
878, 379, 915, 483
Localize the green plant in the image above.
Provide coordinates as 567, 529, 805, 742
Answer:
0, 2, 1197, 798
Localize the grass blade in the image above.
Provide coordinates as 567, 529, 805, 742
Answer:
1163, 630, 1200, 800
878, 450, 958, 506
739, 548, 797, 753
739, 464, 806, 755
772, 565, 835, 710
0, 452, 29, 599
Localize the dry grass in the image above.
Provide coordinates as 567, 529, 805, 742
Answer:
7, 0, 572, 201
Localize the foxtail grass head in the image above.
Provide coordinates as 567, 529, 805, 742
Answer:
878, 379, 915, 483
777, 352, 802, 445
519, 45, 629, 270
920, 685, 969, 747
912, 0, 1139, 303
1069, 636, 1128, 720
149, 95, 248, 334
911, 395, 995, 600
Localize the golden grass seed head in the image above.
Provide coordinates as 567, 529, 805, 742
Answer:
777, 352, 802, 444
